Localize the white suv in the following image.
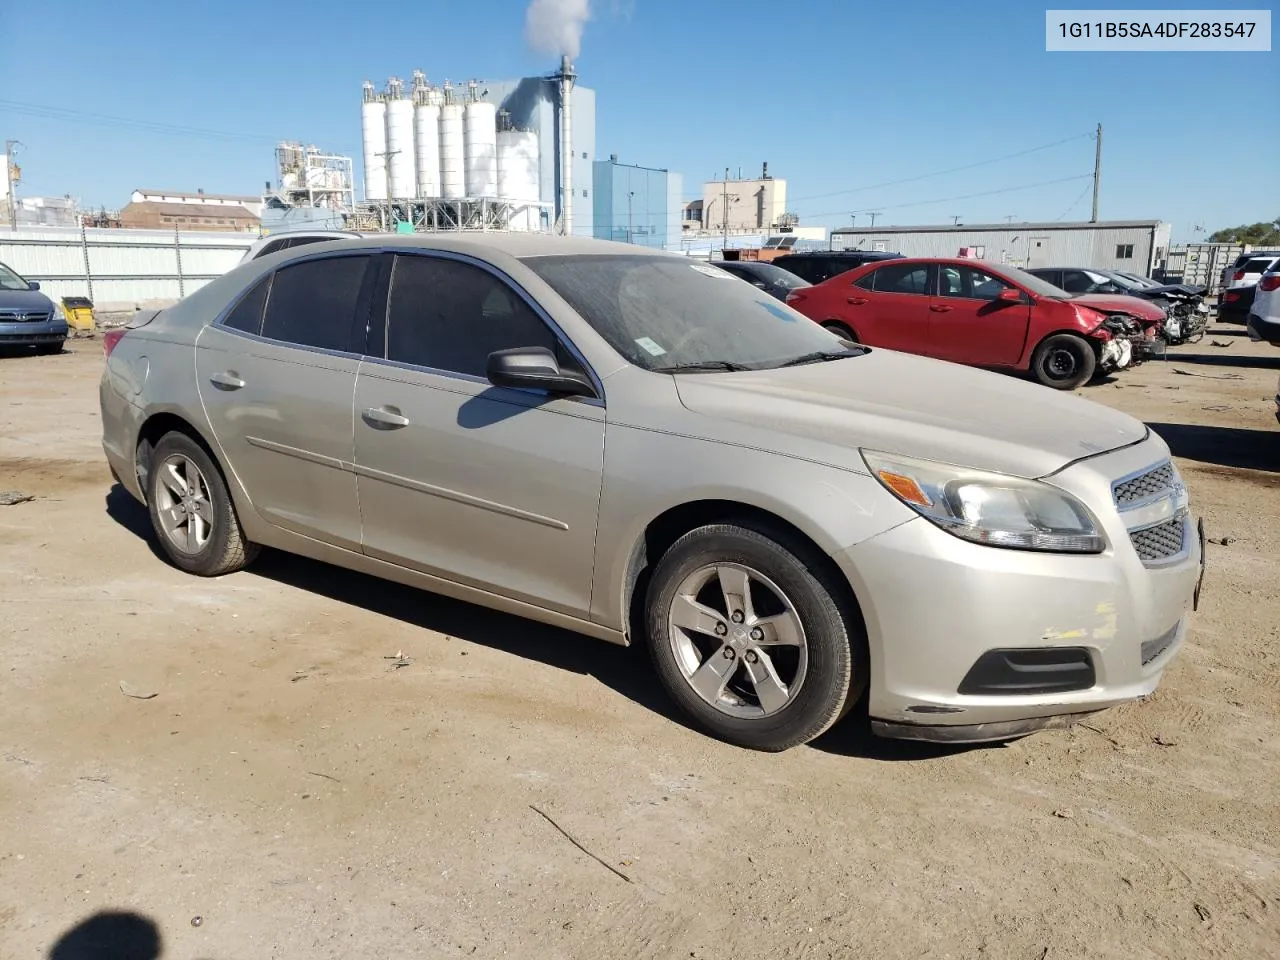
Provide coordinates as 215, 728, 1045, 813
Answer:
1245, 265, 1280, 424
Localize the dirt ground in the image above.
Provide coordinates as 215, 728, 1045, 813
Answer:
2, 328, 1277, 960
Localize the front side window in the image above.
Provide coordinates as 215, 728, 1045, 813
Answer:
871, 263, 929, 295
524, 254, 854, 372
260, 255, 369, 352
938, 265, 1011, 300
384, 255, 558, 377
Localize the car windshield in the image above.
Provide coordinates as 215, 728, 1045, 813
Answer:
0, 262, 31, 291
524, 254, 854, 372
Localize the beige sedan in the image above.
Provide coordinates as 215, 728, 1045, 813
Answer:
100, 235, 1202, 750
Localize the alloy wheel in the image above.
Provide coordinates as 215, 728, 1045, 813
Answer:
667, 563, 808, 718
154, 454, 214, 555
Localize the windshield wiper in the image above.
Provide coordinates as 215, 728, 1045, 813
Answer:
776, 349, 861, 368
651, 360, 753, 373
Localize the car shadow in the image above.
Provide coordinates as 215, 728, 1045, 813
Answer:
103, 484, 984, 762
48, 911, 162, 960
1148, 422, 1280, 474
1164, 352, 1280, 371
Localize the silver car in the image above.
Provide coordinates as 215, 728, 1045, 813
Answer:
100, 235, 1204, 751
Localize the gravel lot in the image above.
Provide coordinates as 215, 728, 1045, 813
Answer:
2, 331, 1278, 959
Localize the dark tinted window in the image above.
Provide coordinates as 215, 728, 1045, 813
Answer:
221, 275, 271, 335
1244, 257, 1278, 273
286, 236, 338, 251
261, 255, 369, 351
1060, 269, 1102, 294
385, 255, 557, 377
253, 238, 289, 259
871, 263, 929, 294
938, 265, 1012, 299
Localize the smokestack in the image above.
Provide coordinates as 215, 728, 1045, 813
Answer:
558, 54, 575, 236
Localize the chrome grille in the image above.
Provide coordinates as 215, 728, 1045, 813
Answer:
1113, 462, 1176, 506
1130, 516, 1187, 563
0, 310, 51, 324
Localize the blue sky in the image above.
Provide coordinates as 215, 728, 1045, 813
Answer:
2, 0, 1276, 241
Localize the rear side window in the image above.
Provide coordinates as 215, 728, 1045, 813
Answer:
870, 263, 929, 295
253, 238, 289, 259
1244, 257, 1278, 273
286, 236, 338, 252
221, 275, 271, 335
261, 256, 370, 352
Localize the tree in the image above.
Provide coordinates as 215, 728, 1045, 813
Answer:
1208, 217, 1280, 245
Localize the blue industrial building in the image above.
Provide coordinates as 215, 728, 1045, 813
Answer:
592, 157, 683, 250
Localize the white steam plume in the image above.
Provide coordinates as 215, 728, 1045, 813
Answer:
525, 0, 591, 58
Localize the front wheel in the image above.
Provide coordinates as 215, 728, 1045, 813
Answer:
146, 432, 259, 576
645, 523, 859, 751
821, 321, 857, 342
1031, 334, 1096, 390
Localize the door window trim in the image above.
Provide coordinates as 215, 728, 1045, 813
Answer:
210, 250, 378, 360
363, 247, 606, 406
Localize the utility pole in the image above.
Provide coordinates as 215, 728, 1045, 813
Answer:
4, 140, 20, 231
375, 145, 399, 231
868, 211, 881, 227
1090, 122, 1103, 223
627, 190, 635, 244
1004, 214, 1017, 224
850, 214, 857, 229
951, 215, 962, 225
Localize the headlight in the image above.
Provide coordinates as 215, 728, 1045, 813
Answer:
862, 451, 1105, 553
52, 302, 66, 322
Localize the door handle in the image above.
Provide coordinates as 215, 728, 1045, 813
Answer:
209, 371, 245, 390
846, 297, 868, 305
929, 304, 954, 313
362, 406, 410, 429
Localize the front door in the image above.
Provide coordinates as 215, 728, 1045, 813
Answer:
194, 254, 373, 550
927, 264, 1031, 366
353, 252, 605, 619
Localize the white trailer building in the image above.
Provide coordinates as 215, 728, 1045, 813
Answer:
831, 220, 1172, 275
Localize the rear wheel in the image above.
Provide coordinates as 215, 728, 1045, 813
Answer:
146, 432, 258, 576
1031, 334, 1096, 390
645, 523, 859, 751
821, 321, 857, 342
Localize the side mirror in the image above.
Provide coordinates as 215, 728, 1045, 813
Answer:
997, 287, 1022, 302
486, 346, 595, 398
28, 281, 41, 291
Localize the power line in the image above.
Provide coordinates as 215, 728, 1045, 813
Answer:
1055, 180, 1094, 221
787, 132, 1094, 205
803, 173, 1094, 223
0, 98, 358, 153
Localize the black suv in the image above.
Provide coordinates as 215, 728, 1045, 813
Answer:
770, 250, 903, 284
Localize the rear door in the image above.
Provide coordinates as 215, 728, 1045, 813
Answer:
352, 252, 605, 618
843, 262, 933, 353
195, 252, 373, 549
927, 264, 1030, 366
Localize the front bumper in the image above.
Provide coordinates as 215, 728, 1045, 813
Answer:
0, 318, 68, 346
835, 438, 1200, 741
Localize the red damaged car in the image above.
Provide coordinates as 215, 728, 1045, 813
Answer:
785, 258, 1164, 390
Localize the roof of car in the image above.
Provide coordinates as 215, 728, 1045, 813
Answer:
286, 233, 672, 260
774, 250, 900, 259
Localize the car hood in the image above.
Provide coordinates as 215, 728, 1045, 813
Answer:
1140, 282, 1205, 299
1069, 293, 1165, 322
672, 349, 1146, 479
0, 288, 55, 312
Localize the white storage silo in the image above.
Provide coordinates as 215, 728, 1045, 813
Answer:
463, 101, 498, 198
414, 97, 441, 198
361, 93, 387, 201
385, 97, 417, 199
438, 103, 465, 199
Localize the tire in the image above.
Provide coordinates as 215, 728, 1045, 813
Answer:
645, 522, 859, 751
1031, 333, 1096, 390
36, 342, 64, 355
821, 321, 857, 342
146, 431, 258, 576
